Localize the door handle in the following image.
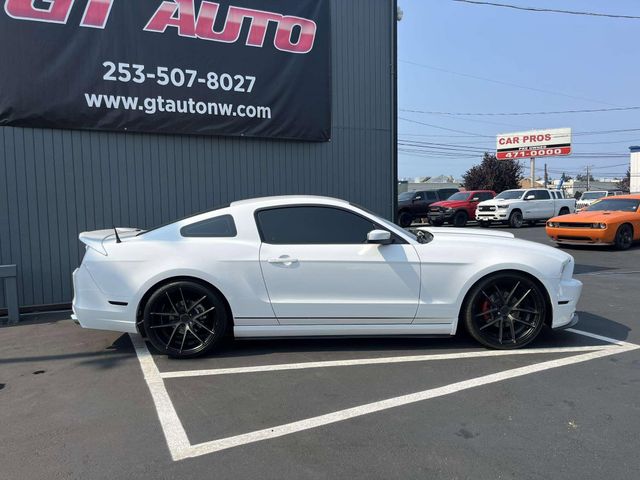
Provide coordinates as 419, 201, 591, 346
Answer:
267, 256, 299, 265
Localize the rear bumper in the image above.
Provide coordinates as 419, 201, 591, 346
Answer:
72, 266, 137, 333
551, 278, 582, 329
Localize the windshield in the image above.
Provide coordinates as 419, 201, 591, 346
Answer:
586, 199, 639, 212
446, 192, 470, 201
398, 191, 415, 201
495, 190, 524, 200
581, 191, 606, 200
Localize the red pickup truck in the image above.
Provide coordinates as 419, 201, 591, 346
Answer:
427, 190, 496, 227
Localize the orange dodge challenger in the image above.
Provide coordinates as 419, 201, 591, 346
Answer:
546, 194, 640, 250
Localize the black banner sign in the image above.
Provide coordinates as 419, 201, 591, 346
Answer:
0, 0, 331, 141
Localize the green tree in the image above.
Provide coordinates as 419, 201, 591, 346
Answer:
575, 173, 595, 182
462, 153, 523, 192
560, 172, 572, 182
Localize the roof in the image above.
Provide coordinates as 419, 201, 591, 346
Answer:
230, 195, 349, 207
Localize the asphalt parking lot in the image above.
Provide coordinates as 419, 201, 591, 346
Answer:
2, 226, 640, 480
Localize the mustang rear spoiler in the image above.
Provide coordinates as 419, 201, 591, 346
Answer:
79, 228, 140, 255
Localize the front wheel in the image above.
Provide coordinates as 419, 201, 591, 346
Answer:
452, 211, 468, 227
398, 211, 413, 228
614, 224, 633, 250
509, 211, 524, 228
143, 281, 229, 358
463, 272, 546, 349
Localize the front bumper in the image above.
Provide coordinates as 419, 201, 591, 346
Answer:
551, 278, 582, 329
476, 210, 509, 222
427, 211, 454, 222
72, 265, 137, 333
546, 227, 614, 245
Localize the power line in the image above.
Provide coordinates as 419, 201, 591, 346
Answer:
451, 1, 640, 20
400, 106, 640, 116
398, 117, 491, 137
400, 60, 619, 107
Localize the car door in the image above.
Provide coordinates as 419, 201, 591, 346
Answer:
533, 189, 554, 217
257, 205, 421, 324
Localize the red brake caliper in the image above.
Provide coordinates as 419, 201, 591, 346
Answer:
481, 299, 492, 323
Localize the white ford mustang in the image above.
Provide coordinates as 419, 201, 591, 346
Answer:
72, 195, 582, 358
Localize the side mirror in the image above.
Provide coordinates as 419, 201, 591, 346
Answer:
471, 197, 480, 202
413, 196, 422, 201
367, 229, 392, 245
525, 194, 536, 200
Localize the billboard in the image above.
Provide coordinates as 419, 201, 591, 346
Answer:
496, 128, 572, 160
0, 0, 331, 141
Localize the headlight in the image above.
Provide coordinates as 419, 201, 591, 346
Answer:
497, 205, 509, 209
591, 223, 607, 229
547, 221, 559, 228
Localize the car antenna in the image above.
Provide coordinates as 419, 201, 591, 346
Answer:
113, 226, 122, 244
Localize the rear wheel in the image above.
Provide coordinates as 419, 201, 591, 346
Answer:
464, 272, 546, 349
452, 211, 468, 227
143, 281, 228, 358
509, 211, 524, 228
398, 211, 413, 228
614, 224, 633, 250
559, 207, 570, 216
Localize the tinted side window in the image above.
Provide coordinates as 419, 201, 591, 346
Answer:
424, 191, 437, 200
256, 206, 378, 245
533, 190, 551, 200
181, 215, 237, 237
477, 192, 493, 201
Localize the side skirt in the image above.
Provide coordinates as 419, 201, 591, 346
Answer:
234, 323, 454, 338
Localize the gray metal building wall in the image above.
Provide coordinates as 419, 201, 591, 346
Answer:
0, 0, 397, 310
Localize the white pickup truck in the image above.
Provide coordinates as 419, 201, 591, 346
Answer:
476, 188, 575, 228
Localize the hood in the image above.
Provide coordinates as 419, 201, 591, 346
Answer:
430, 200, 468, 209
479, 197, 520, 206
553, 210, 634, 223
416, 226, 514, 239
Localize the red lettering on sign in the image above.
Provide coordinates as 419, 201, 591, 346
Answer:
80, 0, 114, 29
145, 0, 197, 37
275, 15, 317, 54
5, 0, 74, 24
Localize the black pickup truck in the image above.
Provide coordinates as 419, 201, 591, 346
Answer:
397, 188, 460, 227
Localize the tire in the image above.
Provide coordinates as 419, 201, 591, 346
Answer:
143, 280, 229, 358
463, 272, 547, 349
430, 219, 444, 226
452, 211, 468, 227
614, 224, 633, 251
398, 211, 413, 228
479, 220, 491, 228
558, 207, 570, 216
509, 211, 524, 228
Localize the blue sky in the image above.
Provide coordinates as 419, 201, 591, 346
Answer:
397, 0, 640, 180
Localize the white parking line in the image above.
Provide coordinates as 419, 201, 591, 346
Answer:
131, 329, 639, 461
159, 345, 616, 379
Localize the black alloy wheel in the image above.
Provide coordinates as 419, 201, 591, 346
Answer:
614, 224, 633, 251
509, 211, 524, 228
464, 272, 546, 349
453, 211, 468, 227
143, 281, 228, 358
398, 211, 413, 228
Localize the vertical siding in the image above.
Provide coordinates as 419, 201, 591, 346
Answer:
0, 0, 395, 309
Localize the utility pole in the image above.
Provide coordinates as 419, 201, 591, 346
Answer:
530, 157, 535, 188
544, 163, 548, 188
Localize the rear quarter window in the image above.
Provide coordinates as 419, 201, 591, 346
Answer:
180, 214, 237, 237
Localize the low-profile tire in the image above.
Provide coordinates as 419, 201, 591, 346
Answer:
398, 211, 413, 228
509, 211, 524, 228
479, 220, 491, 228
430, 219, 444, 226
452, 211, 468, 227
614, 224, 633, 251
143, 280, 229, 358
463, 272, 547, 349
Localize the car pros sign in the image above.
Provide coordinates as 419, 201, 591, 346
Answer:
496, 128, 572, 160
0, 0, 331, 141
